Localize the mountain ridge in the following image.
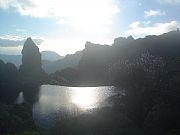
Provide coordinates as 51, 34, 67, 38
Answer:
1, 30, 180, 74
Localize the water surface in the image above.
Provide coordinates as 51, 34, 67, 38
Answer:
32, 85, 117, 127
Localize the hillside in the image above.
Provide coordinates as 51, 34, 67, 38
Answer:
0, 51, 64, 67
41, 51, 64, 61
77, 30, 180, 84
42, 51, 82, 73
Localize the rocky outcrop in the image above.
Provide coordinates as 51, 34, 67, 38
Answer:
20, 37, 43, 76
114, 36, 134, 46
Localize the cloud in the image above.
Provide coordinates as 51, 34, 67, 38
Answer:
39, 38, 85, 56
0, 0, 119, 34
144, 10, 166, 18
157, 0, 180, 5
39, 36, 113, 56
125, 21, 180, 38
0, 35, 44, 47
0, 0, 119, 55
129, 21, 140, 29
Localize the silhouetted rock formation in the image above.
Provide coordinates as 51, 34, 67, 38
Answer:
20, 37, 44, 76
114, 35, 134, 46
76, 30, 180, 85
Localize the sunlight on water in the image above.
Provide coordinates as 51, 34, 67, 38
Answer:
33, 85, 116, 127
71, 87, 97, 109
15, 91, 24, 104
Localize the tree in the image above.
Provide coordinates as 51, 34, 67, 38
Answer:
108, 51, 169, 128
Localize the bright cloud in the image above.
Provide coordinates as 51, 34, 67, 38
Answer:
0, 35, 44, 47
0, 0, 119, 55
0, 0, 119, 34
144, 10, 166, 18
39, 37, 113, 56
125, 21, 180, 38
0, 35, 113, 55
129, 21, 140, 29
39, 38, 85, 56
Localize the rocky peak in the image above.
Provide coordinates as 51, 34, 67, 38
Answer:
20, 37, 44, 76
85, 41, 93, 48
127, 35, 135, 41
24, 37, 36, 46
114, 36, 134, 46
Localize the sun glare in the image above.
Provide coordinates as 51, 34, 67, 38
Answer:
71, 87, 97, 109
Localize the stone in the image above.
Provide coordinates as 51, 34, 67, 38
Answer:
20, 37, 43, 76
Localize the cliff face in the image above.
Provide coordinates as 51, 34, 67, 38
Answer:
78, 42, 111, 84
77, 30, 180, 84
20, 37, 43, 76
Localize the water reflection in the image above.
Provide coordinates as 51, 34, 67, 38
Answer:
71, 87, 97, 109
15, 91, 24, 104
33, 85, 116, 127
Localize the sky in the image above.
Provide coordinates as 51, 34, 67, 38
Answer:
0, 0, 180, 55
